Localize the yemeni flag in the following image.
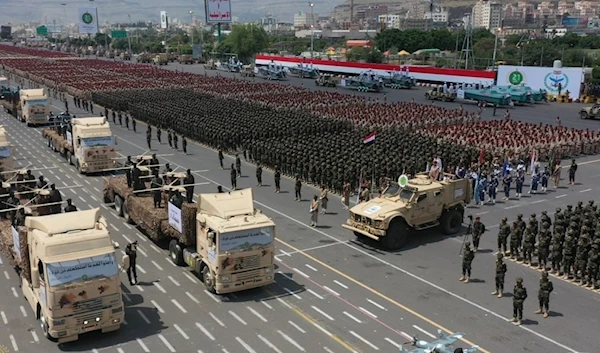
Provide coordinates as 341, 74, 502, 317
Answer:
478, 148, 485, 165
363, 132, 376, 145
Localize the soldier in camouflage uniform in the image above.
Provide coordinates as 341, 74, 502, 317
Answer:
511, 277, 528, 326
522, 225, 536, 265
586, 244, 599, 288
509, 222, 522, 260
497, 218, 510, 254
562, 230, 576, 279
459, 244, 475, 283
472, 216, 486, 251
492, 252, 507, 298
574, 232, 590, 283
534, 271, 553, 318
537, 225, 551, 269
541, 210, 552, 229
549, 235, 564, 274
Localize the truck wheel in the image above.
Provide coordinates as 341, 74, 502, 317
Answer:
39, 310, 54, 341
123, 199, 133, 224
580, 112, 589, 120
382, 219, 409, 250
202, 266, 216, 293
169, 239, 184, 266
441, 209, 463, 235
114, 195, 124, 217
425, 93, 431, 100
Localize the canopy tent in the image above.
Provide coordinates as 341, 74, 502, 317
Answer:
398, 50, 411, 56
326, 50, 336, 56
327, 46, 336, 51
413, 48, 441, 55
346, 40, 373, 48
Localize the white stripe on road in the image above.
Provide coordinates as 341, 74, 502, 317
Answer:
196, 322, 215, 341
323, 286, 339, 296
334, 280, 348, 289
121, 234, 133, 243
186, 291, 200, 304
236, 337, 257, 353
343, 311, 362, 323
158, 334, 176, 353
258, 334, 283, 353
10, 334, 18, 351
248, 307, 268, 322
137, 309, 151, 324
229, 311, 247, 325
31, 330, 39, 342
19, 306, 27, 317
261, 300, 273, 310
384, 337, 401, 349
204, 290, 221, 302
293, 267, 310, 278
168, 275, 180, 286
413, 325, 436, 338
183, 272, 198, 284
278, 271, 293, 281
350, 331, 379, 351
151, 260, 163, 271
11, 287, 18, 297
307, 288, 324, 300
172, 299, 187, 313
1, 311, 7, 324
110, 224, 120, 232
580, 188, 592, 193
122, 292, 131, 302
4, 271, 9, 279
210, 312, 226, 327
323, 347, 335, 353
151, 300, 165, 313
305, 264, 318, 272
78, 196, 86, 203
84, 180, 91, 185
555, 194, 567, 199
153, 282, 166, 293
135, 264, 146, 274
289, 320, 306, 334
277, 330, 305, 352
174, 324, 190, 340
367, 299, 387, 311
359, 306, 377, 319
311, 306, 334, 321
283, 287, 302, 299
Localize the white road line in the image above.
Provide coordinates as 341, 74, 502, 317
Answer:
531, 200, 546, 204
196, 322, 215, 341
78, 196, 86, 203
236, 337, 257, 353
350, 331, 379, 351
184, 290, 200, 304
31, 330, 39, 342
311, 306, 334, 321
110, 224, 120, 232
580, 188, 592, 193
183, 272, 198, 284
293, 267, 310, 278
204, 290, 221, 302
279, 249, 292, 257
384, 337, 401, 349
277, 330, 306, 352
151, 300, 165, 313
504, 204, 521, 210
0, 257, 3, 264
3, 271, 9, 279
248, 306, 268, 322
283, 287, 302, 299
172, 299, 187, 313
166, 256, 177, 266
261, 300, 273, 310
307, 288, 324, 300
323, 285, 340, 296
289, 320, 306, 334
121, 234, 133, 243
158, 334, 176, 353
359, 306, 377, 319
117, 348, 125, 353
10, 334, 18, 351
343, 311, 362, 323
278, 271, 293, 281
122, 292, 131, 302
475, 211, 489, 216
150, 244, 161, 253
367, 299, 387, 311
333, 280, 348, 289
324, 347, 335, 353
136, 247, 147, 257
93, 187, 100, 193
174, 324, 190, 340
555, 194, 567, 198
84, 180, 91, 185
137, 309, 151, 324
153, 282, 166, 293
124, 223, 133, 229
19, 306, 27, 317
151, 260, 163, 271
258, 334, 283, 353
412, 325, 436, 339
1, 311, 7, 324
135, 264, 146, 274
11, 287, 18, 297
229, 310, 248, 325
135, 232, 147, 242
209, 312, 226, 327
168, 276, 180, 286
305, 264, 318, 272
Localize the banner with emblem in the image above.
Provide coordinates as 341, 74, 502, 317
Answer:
497, 65, 584, 100
78, 7, 99, 34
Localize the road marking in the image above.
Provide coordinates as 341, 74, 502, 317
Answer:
278, 271, 294, 281
158, 334, 176, 353
153, 282, 166, 293
305, 264, 318, 272
19, 306, 27, 317
248, 306, 268, 322
323, 285, 340, 296
135, 232, 147, 242
110, 224, 120, 232
168, 275, 180, 286
229, 310, 248, 325
137, 309, 151, 324
555, 194, 567, 199
289, 320, 306, 333
174, 324, 190, 340
11, 287, 18, 297
475, 211, 489, 216
350, 331, 379, 350
359, 307, 377, 319
284, 287, 302, 299
312, 306, 335, 321
93, 187, 100, 193
258, 334, 283, 353
124, 223, 133, 229
166, 256, 177, 266
307, 288, 324, 300
3, 270, 9, 279
236, 337, 257, 353
183, 272, 198, 284
343, 311, 362, 323
279, 249, 292, 257
384, 337, 401, 349
31, 330, 39, 342
196, 322, 215, 340
367, 299, 387, 311
261, 300, 273, 310
84, 179, 91, 185
150, 244, 161, 253
283, 240, 351, 256
172, 299, 187, 313
293, 267, 310, 278
1, 311, 7, 324
10, 334, 18, 351
324, 348, 335, 353
117, 348, 125, 353
531, 200, 546, 204
204, 290, 221, 302
580, 188, 592, 193
413, 325, 436, 339
504, 204, 521, 210
210, 312, 226, 327
151, 260, 163, 271
137, 338, 151, 352
135, 264, 146, 274
277, 330, 306, 352
78, 196, 86, 203
136, 247, 147, 257
122, 292, 131, 302
151, 300, 165, 313
334, 280, 348, 289
186, 291, 200, 304
121, 234, 133, 243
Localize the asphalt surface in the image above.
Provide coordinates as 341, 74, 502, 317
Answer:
0, 62, 598, 353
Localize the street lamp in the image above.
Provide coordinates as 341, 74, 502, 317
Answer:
309, 2, 314, 58
189, 10, 194, 45
491, 27, 501, 69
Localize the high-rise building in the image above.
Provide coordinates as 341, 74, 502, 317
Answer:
293, 11, 318, 29
471, 0, 502, 29
378, 14, 401, 29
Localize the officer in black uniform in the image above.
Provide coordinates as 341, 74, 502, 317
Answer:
48, 184, 62, 214
182, 136, 188, 155
256, 164, 263, 186
156, 126, 162, 144
36, 175, 47, 189
64, 199, 77, 212
146, 128, 152, 150
184, 169, 195, 203
230, 163, 237, 190
150, 154, 160, 175
173, 133, 178, 150
132, 165, 142, 191
125, 242, 138, 285
125, 114, 129, 129
125, 156, 134, 188
274, 166, 281, 193
150, 171, 163, 208
218, 148, 224, 169
132, 118, 136, 132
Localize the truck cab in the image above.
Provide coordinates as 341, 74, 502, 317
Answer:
66, 117, 117, 174
0, 126, 14, 170
153, 54, 168, 65
19, 88, 49, 126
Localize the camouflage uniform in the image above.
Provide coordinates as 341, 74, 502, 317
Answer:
522, 225, 536, 265
497, 218, 510, 254
534, 271, 553, 318
574, 234, 590, 283
511, 277, 528, 325
562, 231, 576, 278
509, 223, 522, 260
586, 245, 599, 288
459, 245, 475, 283
537, 226, 551, 269
492, 252, 507, 297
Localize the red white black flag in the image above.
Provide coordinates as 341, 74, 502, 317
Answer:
363, 132, 376, 144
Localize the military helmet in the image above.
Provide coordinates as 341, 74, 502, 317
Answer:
541, 271, 548, 278
517, 214, 523, 219
496, 252, 504, 259
578, 201, 583, 206
567, 205, 573, 209
531, 213, 536, 218
542, 211, 547, 215
516, 277, 523, 283
555, 207, 561, 213
502, 217, 507, 222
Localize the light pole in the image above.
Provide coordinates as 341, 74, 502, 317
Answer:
60, 3, 67, 39
491, 27, 500, 68
189, 10, 194, 45
127, 14, 132, 53
309, 2, 314, 58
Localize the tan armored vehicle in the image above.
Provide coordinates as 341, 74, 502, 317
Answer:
240, 65, 255, 77
425, 87, 457, 102
204, 60, 217, 70
178, 54, 193, 64
342, 173, 472, 250
20, 88, 50, 126
315, 75, 340, 87
0, 126, 14, 170
580, 104, 600, 120
120, 52, 131, 60
153, 53, 168, 65
137, 53, 152, 63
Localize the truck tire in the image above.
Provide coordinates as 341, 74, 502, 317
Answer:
39, 309, 54, 341
580, 112, 589, 120
169, 239, 184, 266
123, 199, 133, 224
114, 195, 124, 217
382, 218, 409, 250
425, 93, 431, 100
202, 266, 216, 293
441, 208, 463, 235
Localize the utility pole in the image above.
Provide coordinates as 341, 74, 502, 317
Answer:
60, 3, 67, 41
127, 14, 132, 53
309, 2, 314, 58
189, 10, 194, 45
491, 27, 500, 68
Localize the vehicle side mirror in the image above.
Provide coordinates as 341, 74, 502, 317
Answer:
31, 268, 40, 288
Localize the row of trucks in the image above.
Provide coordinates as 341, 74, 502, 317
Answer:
1, 84, 50, 126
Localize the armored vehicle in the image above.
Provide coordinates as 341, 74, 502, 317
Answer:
580, 104, 600, 120
178, 54, 193, 64
240, 65, 255, 77
425, 87, 457, 102
137, 53, 152, 63
315, 75, 339, 87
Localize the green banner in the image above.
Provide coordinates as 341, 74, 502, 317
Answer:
36, 26, 48, 36
111, 30, 127, 38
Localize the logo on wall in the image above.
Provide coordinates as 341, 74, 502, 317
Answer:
81, 12, 94, 24
508, 70, 525, 85
544, 71, 568, 92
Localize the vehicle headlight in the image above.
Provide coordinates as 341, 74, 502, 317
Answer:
220, 276, 231, 283
95, 317, 101, 322
53, 319, 65, 326
112, 306, 123, 314
83, 320, 89, 325
373, 220, 383, 228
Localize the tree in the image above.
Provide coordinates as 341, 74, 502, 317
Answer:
222, 24, 269, 61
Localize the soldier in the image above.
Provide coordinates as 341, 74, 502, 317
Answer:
487, 173, 498, 204
125, 155, 134, 188
36, 175, 47, 189
343, 180, 351, 210
497, 217, 510, 254
472, 216, 486, 251
63, 198, 77, 213
182, 136, 188, 155
167, 129, 173, 148
230, 163, 237, 190
132, 164, 142, 191
309, 195, 319, 227
156, 126, 162, 144
184, 169, 195, 203
5, 191, 19, 221
118, 112, 123, 126
48, 184, 62, 214
586, 244, 599, 288
537, 227, 551, 269
459, 244, 475, 283
528, 213, 539, 236
502, 171, 512, 200
125, 114, 129, 129
235, 154, 242, 177
320, 186, 328, 214
274, 166, 281, 193
256, 164, 263, 186
492, 252, 507, 298
125, 242, 138, 285
562, 231, 576, 279
170, 190, 184, 209
574, 234, 590, 283
541, 210, 552, 228
173, 133, 179, 151
295, 174, 302, 201
549, 236, 563, 274
511, 277, 528, 325
146, 128, 152, 150
132, 118, 136, 133
150, 171, 163, 208
509, 223, 522, 259
516, 214, 526, 233
552, 162, 561, 188
568, 159, 577, 185
522, 225, 535, 265
150, 154, 160, 175
218, 148, 224, 169
534, 271, 553, 318
515, 169, 525, 198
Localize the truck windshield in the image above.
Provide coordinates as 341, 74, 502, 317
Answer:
0, 146, 11, 158
383, 184, 414, 201
81, 136, 114, 148
25, 99, 49, 106
46, 253, 118, 287
218, 227, 274, 254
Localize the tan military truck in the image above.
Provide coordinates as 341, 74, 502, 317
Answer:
580, 104, 600, 120
240, 65, 255, 77
0, 208, 124, 343
120, 52, 131, 61
20, 88, 50, 126
137, 53, 152, 63
204, 60, 217, 70
315, 75, 340, 87
0, 125, 15, 170
178, 54, 193, 64
153, 54, 168, 66
342, 173, 472, 250
425, 87, 457, 102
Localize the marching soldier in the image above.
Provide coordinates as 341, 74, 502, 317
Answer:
182, 136, 188, 155
63, 199, 77, 212
132, 118, 136, 132
562, 230, 576, 279
534, 271, 553, 318
472, 216, 486, 251
125, 114, 129, 129
150, 171, 163, 208
511, 277, 528, 325
274, 166, 281, 193
125, 155, 134, 188
497, 217, 510, 254
156, 126, 162, 144
235, 154, 242, 177
146, 128, 152, 150
459, 244, 475, 283
173, 133, 179, 151
218, 148, 224, 169
184, 169, 195, 203
125, 242, 138, 285
295, 174, 302, 201
230, 163, 237, 190
537, 227, 551, 269
492, 252, 507, 298
118, 111, 123, 126
309, 195, 319, 227
552, 161, 561, 188
167, 129, 173, 148
256, 164, 263, 186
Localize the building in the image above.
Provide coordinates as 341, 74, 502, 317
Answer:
471, 0, 502, 29
293, 11, 318, 29
378, 14, 401, 29
424, 8, 449, 23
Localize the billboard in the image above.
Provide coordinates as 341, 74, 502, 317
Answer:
78, 7, 99, 34
206, 0, 232, 23
0, 25, 11, 39
497, 65, 584, 100
160, 11, 168, 29
562, 16, 588, 27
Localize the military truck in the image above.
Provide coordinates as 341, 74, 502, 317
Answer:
0, 208, 124, 343
137, 53, 152, 63
120, 52, 131, 61
42, 117, 118, 174
153, 54, 168, 66
342, 173, 472, 250
240, 65, 255, 77
105, 50, 115, 59
580, 104, 600, 120
178, 54, 193, 64
425, 87, 457, 102
204, 60, 217, 70
315, 75, 339, 87
0, 125, 14, 170
20, 88, 50, 126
